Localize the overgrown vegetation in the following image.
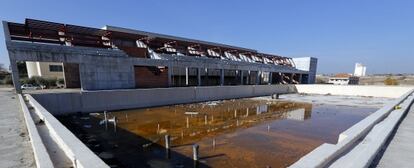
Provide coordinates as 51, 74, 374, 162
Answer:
316, 76, 328, 84
0, 63, 11, 85
19, 76, 63, 88
3, 75, 13, 85
384, 77, 399, 85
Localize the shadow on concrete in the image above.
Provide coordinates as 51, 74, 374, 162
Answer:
58, 113, 210, 168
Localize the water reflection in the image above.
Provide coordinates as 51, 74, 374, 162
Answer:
98, 100, 312, 147
58, 99, 375, 168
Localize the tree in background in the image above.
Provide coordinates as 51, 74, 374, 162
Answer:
0, 63, 6, 71
17, 62, 28, 78
0, 63, 12, 85
384, 77, 399, 85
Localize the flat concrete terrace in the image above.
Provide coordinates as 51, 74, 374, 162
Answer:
0, 88, 35, 168
290, 85, 414, 168
375, 104, 414, 167
255, 94, 394, 108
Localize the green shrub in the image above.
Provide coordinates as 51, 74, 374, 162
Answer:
20, 76, 58, 88
384, 77, 399, 85
57, 78, 65, 85
3, 75, 13, 85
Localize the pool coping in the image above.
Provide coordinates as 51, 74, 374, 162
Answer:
18, 94, 54, 168
25, 94, 109, 168
289, 88, 414, 168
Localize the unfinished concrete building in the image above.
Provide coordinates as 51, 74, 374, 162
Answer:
3, 19, 317, 92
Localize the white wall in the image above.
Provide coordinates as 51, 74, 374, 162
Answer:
295, 84, 413, 98
26, 61, 40, 78
26, 61, 64, 79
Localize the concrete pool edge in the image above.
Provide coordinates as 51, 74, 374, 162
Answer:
18, 85, 414, 168
18, 94, 54, 168
30, 85, 297, 115
295, 84, 412, 98
25, 94, 109, 168
289, 88, 414, 168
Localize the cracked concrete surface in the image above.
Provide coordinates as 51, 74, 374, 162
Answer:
0, 88, 35, 168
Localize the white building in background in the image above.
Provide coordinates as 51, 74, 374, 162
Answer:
26, 62, 64, 79
328, 73, 359, 85
354, 63, 366, 77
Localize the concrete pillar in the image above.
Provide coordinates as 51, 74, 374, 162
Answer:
165, 135, 170, 149
290, 73, 294, 84
240, 70, 244, 85
220, 69, 224, 86
185, 67, 189, 86
298, 74, 303, 84
167, 66, 172, 87
3, 21, 11, 41
193, 144, 199, 161
197, 68, 202, 86
256, 71, 260, 85
269, 72, 273, 85
279, 73, 283, 84
3, 21, 21, 93
9, 58, 21, 93
247, 71, 250, 85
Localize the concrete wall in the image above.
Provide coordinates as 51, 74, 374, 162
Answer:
30, 85, 296, 115
292, 57, 317, 84
295, 84, 413, 98
7, 41, 308, 91
79, 61, 135, 90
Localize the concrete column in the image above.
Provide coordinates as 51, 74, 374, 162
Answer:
269, 72, 273, 85
290, 73, 294, 84
298, 74, 303, 84
168, 66, 172, 87
197, 68, 201, 86
220, 69, 224, 86
185, 67, 189, 86
9, 60, 21, 93
3, 21, 11, 41
240, 70, 244, 85
256, 71, 260, 85
3, 21, 20, 93
247, 71, 250, 85
279, 73, 283, 84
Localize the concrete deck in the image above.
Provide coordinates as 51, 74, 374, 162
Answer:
376, 103, 414, 168
0, 88, 35, 168
255, 94, 394, 108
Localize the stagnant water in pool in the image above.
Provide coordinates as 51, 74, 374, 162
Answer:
58, 99, 376, 168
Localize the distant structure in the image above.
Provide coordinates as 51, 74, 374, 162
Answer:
328, 73, 359, 85
292, 57, 318, 84
354, 63, 366, 77
3, 18, 318, 92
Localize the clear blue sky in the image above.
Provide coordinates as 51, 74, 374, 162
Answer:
1, 0, 413, 74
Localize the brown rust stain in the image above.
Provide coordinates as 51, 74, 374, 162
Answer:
58, 99, 375, 168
